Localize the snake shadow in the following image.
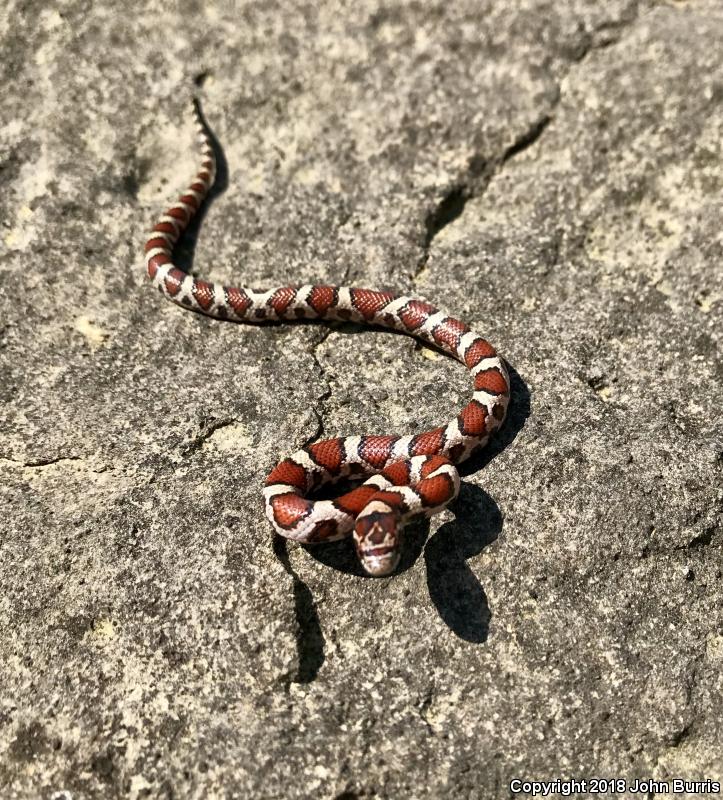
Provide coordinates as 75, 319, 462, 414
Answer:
297, 483, 501, 647
302, 366, 530, 646
172, 98, 230, 274
272, 535, 325, 684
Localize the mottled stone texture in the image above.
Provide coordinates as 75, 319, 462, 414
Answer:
1, 0, 721, 798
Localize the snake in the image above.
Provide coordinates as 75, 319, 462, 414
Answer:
144, 99, 511, 576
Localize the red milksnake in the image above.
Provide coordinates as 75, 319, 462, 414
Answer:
144, 99, 511, 576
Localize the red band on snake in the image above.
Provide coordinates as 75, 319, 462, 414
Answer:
145, 99, 510, 576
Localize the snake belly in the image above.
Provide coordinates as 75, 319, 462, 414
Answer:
144, 99, 511, 576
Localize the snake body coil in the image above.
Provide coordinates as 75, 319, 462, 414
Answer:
145, 101, 510, 576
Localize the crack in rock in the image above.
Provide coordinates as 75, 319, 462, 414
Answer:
413, 2, 646, 286
180, 417, 238, 456
414, 156, 493, 283
684, 526, 717, 550
571, 5, 644, 63
502, 115, 552, 163
413, 115, 551, 284
1, 455, 82, 469
304, 327, 335, 445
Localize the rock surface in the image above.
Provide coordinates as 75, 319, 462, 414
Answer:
1, 0, 722, 797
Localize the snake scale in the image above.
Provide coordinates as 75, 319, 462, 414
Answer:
144, 99, 511, 576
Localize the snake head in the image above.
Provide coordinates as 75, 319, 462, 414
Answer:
353, 509, 401, 577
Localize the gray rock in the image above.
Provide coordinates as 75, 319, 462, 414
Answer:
1, 1, 721, 797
